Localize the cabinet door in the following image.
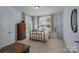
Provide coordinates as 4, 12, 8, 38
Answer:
0, 10, 2, 48
1, 10, 15, 47
2, 11, 10, 47
9, 16, 15, 44
20, 23, 26, 38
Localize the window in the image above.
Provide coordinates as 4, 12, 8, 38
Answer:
39, 16, 51, 31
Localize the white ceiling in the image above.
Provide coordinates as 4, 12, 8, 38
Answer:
15, 6, 65, 16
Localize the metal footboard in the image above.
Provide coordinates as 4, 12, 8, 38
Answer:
30, 30, 46, 43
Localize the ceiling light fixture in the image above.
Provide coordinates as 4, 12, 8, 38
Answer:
34, 6, 40, 9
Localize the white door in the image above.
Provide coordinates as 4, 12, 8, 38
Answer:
1, 10, 15, 47
0, 10, 2, 48
53, 15, 58, 39
9, 16, 15, 44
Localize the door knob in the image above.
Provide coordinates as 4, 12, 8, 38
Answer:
74, 41, 79, 44
8, 32, 11, 34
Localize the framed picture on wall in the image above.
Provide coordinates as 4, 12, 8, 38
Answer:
71, 9, 77, 33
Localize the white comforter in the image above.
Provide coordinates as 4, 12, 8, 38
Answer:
44, 31, 49, 41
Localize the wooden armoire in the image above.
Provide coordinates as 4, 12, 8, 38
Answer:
17, 20, 26, 40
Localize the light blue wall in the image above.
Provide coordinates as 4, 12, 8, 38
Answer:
25, 16, 33, 33
63, 7, 79, 52
4, 7, 22, 23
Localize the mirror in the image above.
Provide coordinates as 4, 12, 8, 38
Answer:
71, 9, 77, 33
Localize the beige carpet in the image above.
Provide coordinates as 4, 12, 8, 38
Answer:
17, 38, 70, 53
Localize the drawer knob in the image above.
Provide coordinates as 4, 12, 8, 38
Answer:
74, 41, 79, 44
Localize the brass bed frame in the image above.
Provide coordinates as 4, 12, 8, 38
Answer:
30, 30, 46, 43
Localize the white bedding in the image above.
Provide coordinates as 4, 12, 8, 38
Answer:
44, 31, 49, 41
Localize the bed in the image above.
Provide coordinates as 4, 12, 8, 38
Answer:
30, 30, 49, 43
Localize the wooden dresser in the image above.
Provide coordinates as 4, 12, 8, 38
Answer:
17, 21, 26, 40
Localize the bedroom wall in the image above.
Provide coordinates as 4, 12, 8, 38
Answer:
25, 16, 33, 33
63, 6, 79, 52
4, 7, 22, 23
25, 16, 33, 40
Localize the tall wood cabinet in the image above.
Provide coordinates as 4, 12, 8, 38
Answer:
17, 21, 26, 40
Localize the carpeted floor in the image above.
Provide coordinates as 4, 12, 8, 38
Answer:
17, 38, 70, 53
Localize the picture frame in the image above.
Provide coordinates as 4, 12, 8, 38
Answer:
71, 9, 77, 33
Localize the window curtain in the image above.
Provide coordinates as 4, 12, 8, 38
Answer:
32, 16, 39, 30
32, 16, 35, 30
37, 16, 39, 30
51, 15, 54, 31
